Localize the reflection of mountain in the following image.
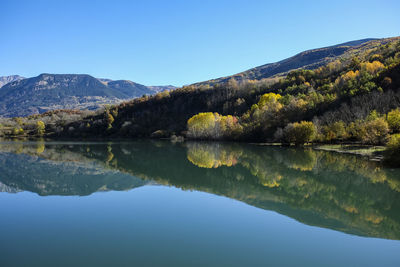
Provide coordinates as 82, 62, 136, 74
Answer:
0, 140, 400, 240
0, 181, 20, 193
0, 143, 147, 196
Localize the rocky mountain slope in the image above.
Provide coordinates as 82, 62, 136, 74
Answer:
0, 74, 175, 117
0, 75, 25, 88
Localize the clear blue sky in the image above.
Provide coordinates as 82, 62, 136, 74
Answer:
1, 0, 399, 86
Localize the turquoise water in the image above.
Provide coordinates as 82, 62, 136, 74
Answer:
0, 140, 399, 266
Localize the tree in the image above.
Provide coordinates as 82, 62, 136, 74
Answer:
387, 108, 400, 133
283, 121, 316, 146
106, 111, 114, 130
358, 118, 389, 145
36, 121, 45, 136
322, 121, 348, 141
257, 93, 282, 108
187, 112, 242, 140
187, 112, 219, 139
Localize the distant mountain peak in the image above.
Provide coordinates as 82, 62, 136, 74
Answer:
0, 75, 25, 88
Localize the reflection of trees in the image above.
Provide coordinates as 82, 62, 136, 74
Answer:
184, 142, 400, 239
281, 149, 317, 171
186, 142, 240, 168
1, 140, 400, 240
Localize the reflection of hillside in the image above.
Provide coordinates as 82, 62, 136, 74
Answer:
0, 142, 146, 196
0, 140, 400, 240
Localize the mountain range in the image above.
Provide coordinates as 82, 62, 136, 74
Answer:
0, 74, 175, 117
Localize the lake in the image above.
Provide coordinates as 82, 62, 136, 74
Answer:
0, 140, 399, 266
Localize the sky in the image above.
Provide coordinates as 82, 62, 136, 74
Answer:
1, 0, 399, 86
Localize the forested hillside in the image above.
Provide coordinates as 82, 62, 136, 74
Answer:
1, 37, 400, 163
46, 37, 400, 141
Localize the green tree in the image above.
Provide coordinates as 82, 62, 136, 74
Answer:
358, 118, 389, 145
283, 121, 316, 146
387, 108, 400, 133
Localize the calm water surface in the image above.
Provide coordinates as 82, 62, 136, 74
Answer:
0, 140, 399, 266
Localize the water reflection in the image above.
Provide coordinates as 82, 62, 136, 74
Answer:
0, 140, 400, 240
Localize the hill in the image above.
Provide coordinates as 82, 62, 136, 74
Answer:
194, 38, 381, 86
0, 74, 175, 117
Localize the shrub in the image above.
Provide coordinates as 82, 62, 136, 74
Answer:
322, 121, 348, 141
358, 118, 389, 145
187, 112, 219, 139
150, 130, 169, 138
387, 108, 400, 133
12, 127, 24, 136
283, 121, 316, 146
36, 121, 45, 136
187, 112, 242, 140
384, 134, 400, 167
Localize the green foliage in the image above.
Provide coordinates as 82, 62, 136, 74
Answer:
322, 121, 348, 142
283, 121, 316, 146
387, 108, 400, 133
357, 118, 389, 145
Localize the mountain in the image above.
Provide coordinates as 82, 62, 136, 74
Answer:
194, 38, 380, 86
0, 74, 175, 117
147, 85, 177, 93
0, 75, 25, 88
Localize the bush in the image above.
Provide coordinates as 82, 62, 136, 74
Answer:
322, 121, 348, 142
358, 118, 389, 145
283, 121, 316, 146
387, 108, 400, 133
150, 130, 169, 138
36, 121, 45, 136
384, 134, 400, 167
187, 112, 242, 140
187, 112, 220, 139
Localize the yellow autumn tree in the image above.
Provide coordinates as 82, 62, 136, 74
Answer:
361, 61, 385, 75
187, 112, 242, 139
187, 112, 219, 139
36, 121, 45, 136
